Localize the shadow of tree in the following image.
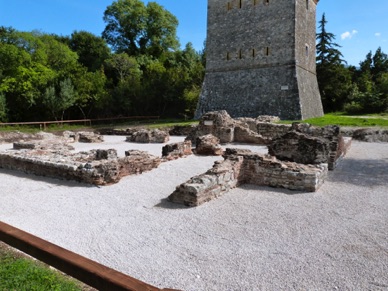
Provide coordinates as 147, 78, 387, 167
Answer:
328, 157, 388, 187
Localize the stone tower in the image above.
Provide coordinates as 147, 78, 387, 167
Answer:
195, 0, 324, 120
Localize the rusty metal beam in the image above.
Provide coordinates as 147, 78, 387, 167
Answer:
0, 221, 179, 291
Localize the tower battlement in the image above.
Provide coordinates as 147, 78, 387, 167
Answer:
195, 0, 324, 120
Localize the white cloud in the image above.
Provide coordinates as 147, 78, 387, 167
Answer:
375, 32, 381, 37
341, 30, 358, 40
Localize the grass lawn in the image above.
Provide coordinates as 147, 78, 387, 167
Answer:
0, 242, 91, 291
285, 113, 388, 127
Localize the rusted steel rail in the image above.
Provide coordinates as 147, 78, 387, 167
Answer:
0, 221, 179, 291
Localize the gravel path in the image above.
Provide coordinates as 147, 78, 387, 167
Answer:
0, 138, 387, 290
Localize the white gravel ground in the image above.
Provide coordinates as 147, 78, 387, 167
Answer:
0, 137, 387, 291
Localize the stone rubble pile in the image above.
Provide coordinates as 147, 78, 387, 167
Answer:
186, 110, 270, 144
195, 134, 224, 156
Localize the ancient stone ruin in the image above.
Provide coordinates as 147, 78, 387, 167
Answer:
125, 129, 169, 143
162, 141, 193, 161
0, 146, 161, 186
0, 110, 355, 196
0, 131, 164, 186
186, 110, 270, 144
167, 110, 353, 207
169, 148, 328, 207
195, 134, 224, 156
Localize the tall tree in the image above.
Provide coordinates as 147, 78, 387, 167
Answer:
102, 0, 179, 57
69, 31, 111, 72
346, 47, 388, 113
316, 14, 351, 112
316, 13, 344, 66
42, 78, 77, 121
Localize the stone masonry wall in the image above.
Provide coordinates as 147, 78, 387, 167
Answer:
0, 148, 161, 186
168, 148, 328, 207
195, 0, 323, 120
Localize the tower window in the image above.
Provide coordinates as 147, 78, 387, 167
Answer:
306, 0, 309, 10
226, 52, 231, 60
227, 2, 232, 11
265, 47, 270, 56
264, 0, 269, 5
239, 49, 242, 59
253, 0, 258, 5
252, 49, 256, 57
305, 45, 309, 57
239, 0, 242, 9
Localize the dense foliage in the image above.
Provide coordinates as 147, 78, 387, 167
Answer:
316, 14, 388, 114
0, 2, 387, 123
0, 0, 204, 122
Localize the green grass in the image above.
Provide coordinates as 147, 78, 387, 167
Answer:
281, 113, 388, 127
146, 119, 198, 129
0, 243, 85, 291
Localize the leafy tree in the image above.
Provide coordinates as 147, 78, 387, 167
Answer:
105, 53, 141, 84
316, 14, 351, 112
42, 78, 77, 121
0, 93, 7, 122
102, 0, 179, 57
105, 53, 142, 115
72, 68, 108, 118
346, 48, 388, 114
69, 31, 111, 72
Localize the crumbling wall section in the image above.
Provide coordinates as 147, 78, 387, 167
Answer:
168, 148, 328, 207
0, 148, 160, 186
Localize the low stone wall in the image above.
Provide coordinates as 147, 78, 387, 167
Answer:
0, 148, 161, 186
168, 148, 328, 207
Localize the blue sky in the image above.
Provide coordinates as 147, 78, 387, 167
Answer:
0, 0, 386, 66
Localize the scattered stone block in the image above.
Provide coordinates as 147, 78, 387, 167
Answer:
162, 141, 193, 161
349, 128, 388, 143
78, 132, 104, 143
126, 129, 169, 143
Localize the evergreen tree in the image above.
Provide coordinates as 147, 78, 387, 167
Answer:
316, 14, 351, 112
316, 13, 344, 66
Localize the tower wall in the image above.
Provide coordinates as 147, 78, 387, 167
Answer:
195, 0, 323, 120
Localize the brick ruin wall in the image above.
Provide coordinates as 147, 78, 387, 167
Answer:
0, 148, 161, 186
169, 148, 328, 207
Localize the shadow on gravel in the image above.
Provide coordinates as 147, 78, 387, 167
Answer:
0, 168, 97, 188
328, 158, 388, 187
154, 198, 189, 209
237, 184, 308, 195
